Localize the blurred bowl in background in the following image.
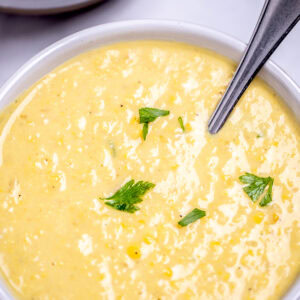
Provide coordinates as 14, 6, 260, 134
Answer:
0, 0, 106, 15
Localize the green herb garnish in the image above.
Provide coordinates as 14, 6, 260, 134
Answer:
178, 208, 206, 227
139, 107, 169, 140
101, 180, 155, 213
178, 116, 185, 132
142, 123, 149, 141
139, 107, 169, 123
239, 173, 274, 207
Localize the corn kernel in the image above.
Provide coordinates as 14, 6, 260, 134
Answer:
223, 272, 230, 281
171, 164, 179, 170
217, 270, 230, 281
169, 95, 176, 103
130, 117, 138, 125
159, 135, 166, 142
149, 261, 155, 267
143, 235, 155, 245
121, 223, 127, 229
163, 267, 173, 277
210, 240, 221, 248
240, 250, 254, 266
241, 254, 248, 266
253, 211, 264, 224
127, 245, 141, 259
185, 123, 192, 132
57, 138, 64, 146
181, 288, 194, 299
98, 273, 105, 281
270, 213, 279, 224
282, 193, 289, 201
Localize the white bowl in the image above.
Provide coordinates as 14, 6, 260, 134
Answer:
0, 20, 299, 300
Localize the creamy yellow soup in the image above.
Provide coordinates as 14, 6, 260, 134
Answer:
0, 41, 299, 300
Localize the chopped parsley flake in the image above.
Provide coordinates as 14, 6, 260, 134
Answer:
239, 173, 274, 207
139, 107, 169, 140
178, 116, 185, 132
100, 180, 155, 213
142, 123, 149, 140
178, 208, 206, 227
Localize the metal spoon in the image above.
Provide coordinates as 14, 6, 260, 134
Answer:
208, 0, 300, 134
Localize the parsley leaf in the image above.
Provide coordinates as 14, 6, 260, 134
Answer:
139, 107, 169, 140
239, 173, 274, 207
259, 178, 274, 207
178, 208, 206, 227
142, 123, 149, 140
178, 116, 185, 132
139, 107, 169, 123
101, 180, 155, 213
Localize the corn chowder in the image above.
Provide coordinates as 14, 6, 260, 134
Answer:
0, 41, 299, 300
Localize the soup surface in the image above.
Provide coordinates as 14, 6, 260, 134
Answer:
0, 41, 299, 300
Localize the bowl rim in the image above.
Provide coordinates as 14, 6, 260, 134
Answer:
0, 19, 299, 300
0, 20, 299, 100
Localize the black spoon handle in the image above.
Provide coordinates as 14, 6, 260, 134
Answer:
208, 0, 300, 134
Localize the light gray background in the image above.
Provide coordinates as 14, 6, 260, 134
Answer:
0, 0, 299, 88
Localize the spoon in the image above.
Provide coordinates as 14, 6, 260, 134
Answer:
208, 0, 300, 134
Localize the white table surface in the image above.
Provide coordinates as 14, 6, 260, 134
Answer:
0, 0, 299, 88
